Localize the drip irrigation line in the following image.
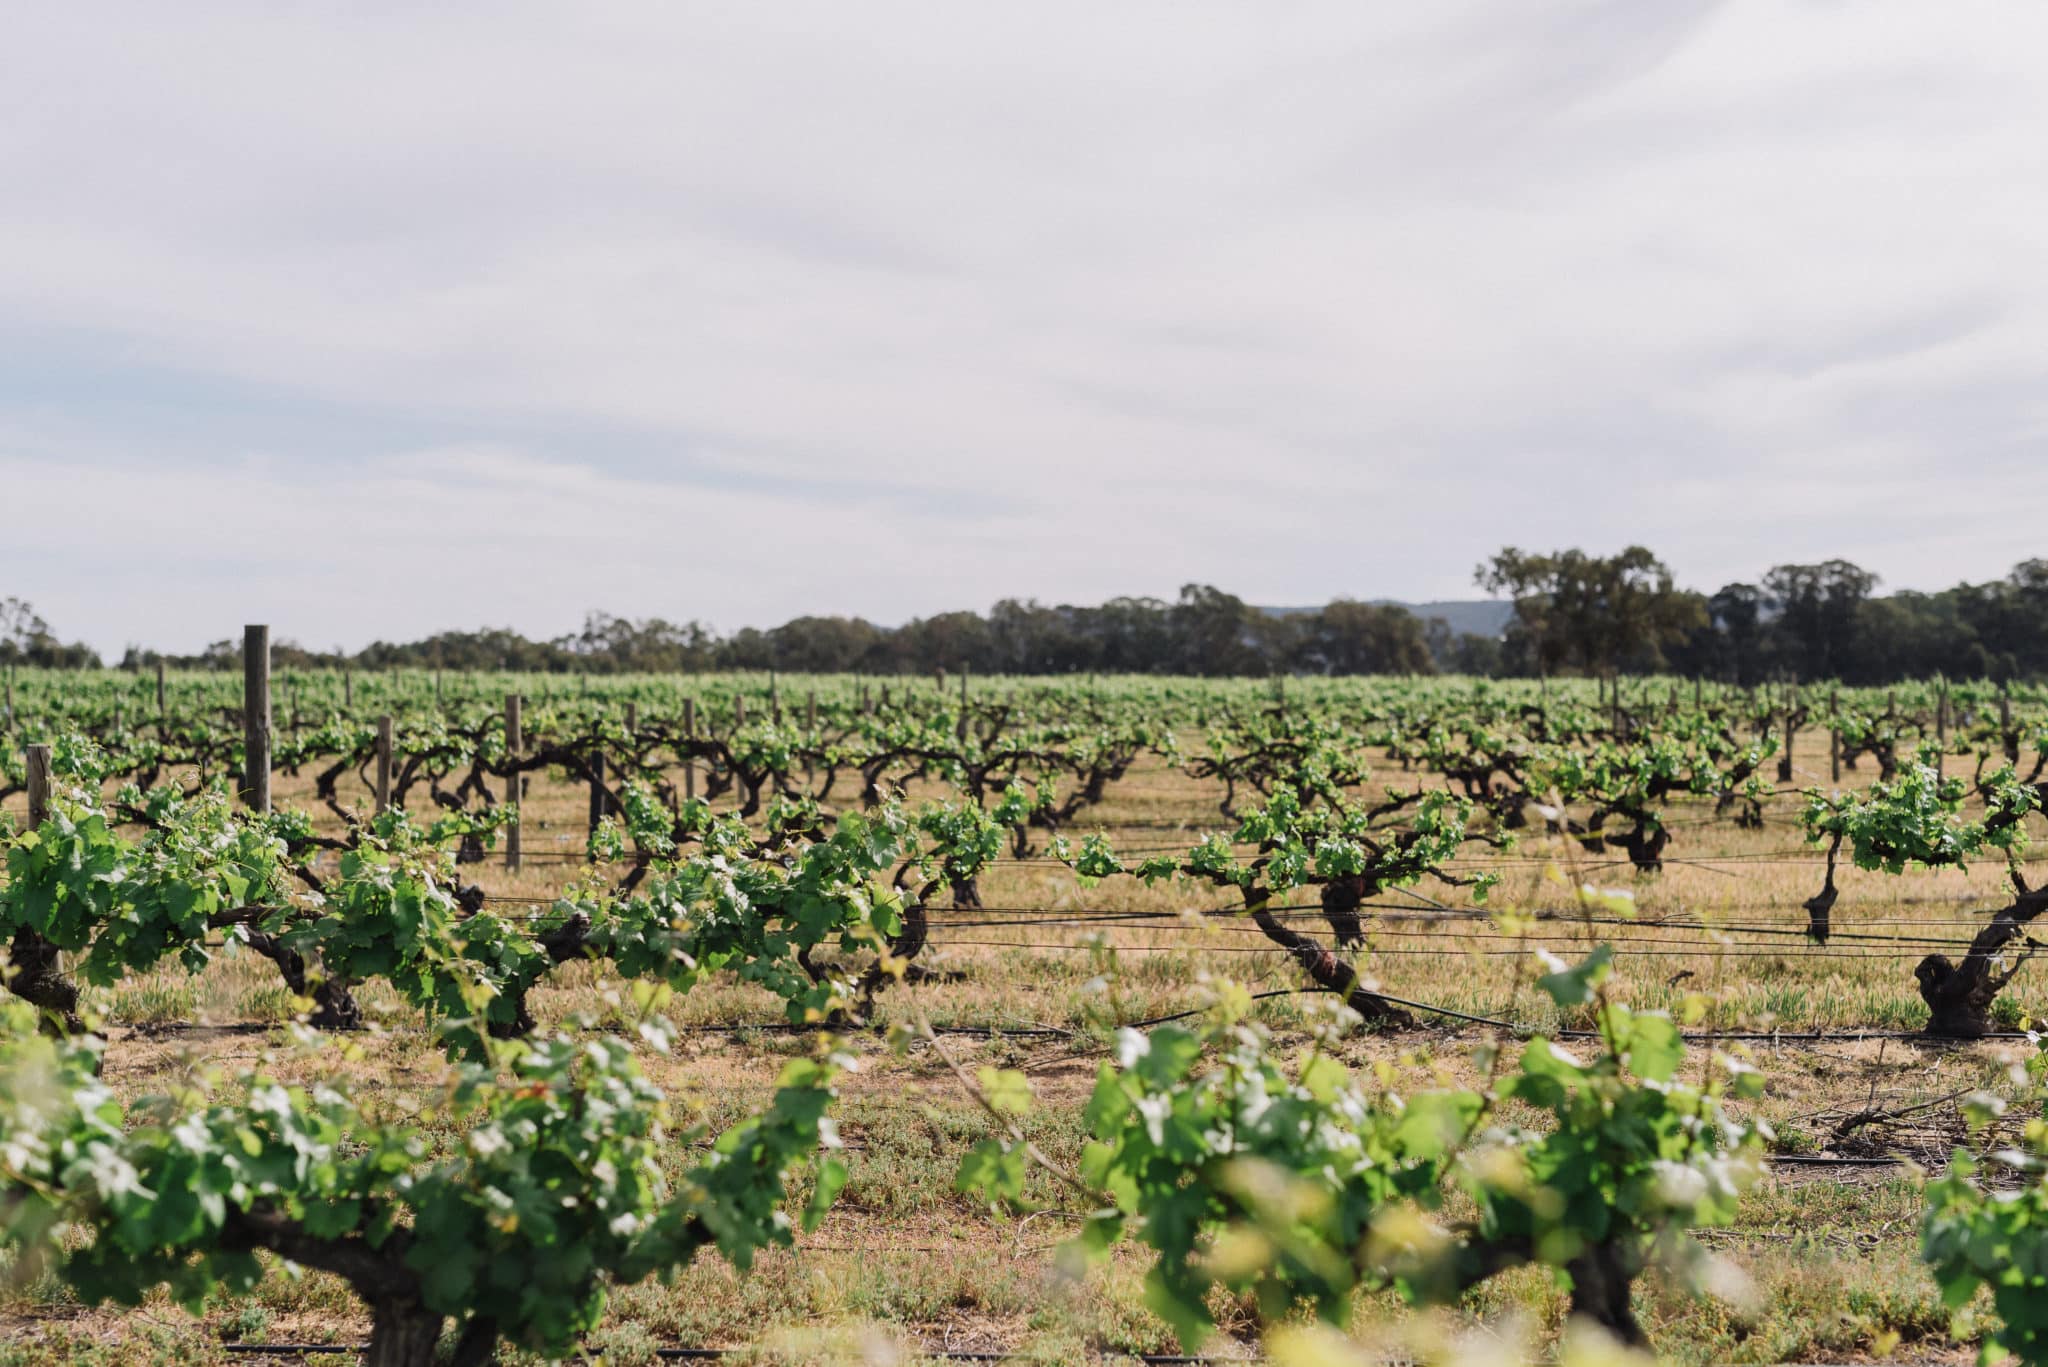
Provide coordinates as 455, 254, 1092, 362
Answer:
1112, 984, 2034, 1044
942, 899, 2020, 932
980, 847, 2048, 872
1119, 988, 1324, 1030
916, 918, 1985, 951
1358, 992, 2033, 1045
1564, 1026, 2032, 1043
1351, 989, 1527, 1030
219, 1349, 1237, 1364
664, 1019, 1077, 1039
928, 936, 1988, 960
906, 903, 2001, 950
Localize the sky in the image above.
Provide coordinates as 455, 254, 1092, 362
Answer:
4, 2, 2045, 658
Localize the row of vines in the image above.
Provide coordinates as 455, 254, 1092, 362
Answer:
1, 664, 2046, 1361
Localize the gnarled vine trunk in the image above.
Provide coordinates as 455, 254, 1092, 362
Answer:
1565, 1244, 1649, 1348
1245, 891, 1412, 1028
1320, 877, 1366, 949
221, 1208, 464, 1367
244, 932, 361, 1029
5, 928, 82, 1032
1915, 873, 2047, 1038
854, 893, 931, 1019
488, 912, 593, 1038
364, 1297, 446, 1367
1804, 832, 1842, 946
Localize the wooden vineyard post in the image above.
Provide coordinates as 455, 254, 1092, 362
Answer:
1936, 682, 1949, 778
26, 742, 50, 825
1778, 681, 1796, 783
624, 700, 638, 736
805, 690, 817, 792
14, 743, 80, 1027
683, 697, 697, 802
2002, 686, 2017, 762
769, 672, 781, 724
1694, 676, 1702, 710
23, 736, 46, 831
3, 665, 12, 734
504, 692, 522, 872
155, 659, 167, 726
1829, 689, 1841, 784
588, 752, 607, 837
241, 625, 271, 813
957, 664, 969, 742
730, 693, 747, 810
12, 754, 52, 918
375, 714, 393, 814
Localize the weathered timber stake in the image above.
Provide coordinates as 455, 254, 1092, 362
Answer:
683, 697, 697, 801
6, 744, 82, 1028
1829, 689, 1841, 783
1937, 683, 1949, 778
375, 714, 393, 814
504, 693, 522, 871
242, 625, 272, 812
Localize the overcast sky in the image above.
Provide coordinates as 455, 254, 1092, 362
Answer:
4, 2, 2045, 656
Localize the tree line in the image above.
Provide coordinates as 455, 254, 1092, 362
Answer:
10, 549, 2046, 681
112, 588, 1449, 678
1478, 549, 2048, 683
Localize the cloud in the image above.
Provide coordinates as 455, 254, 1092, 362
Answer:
3, 1, 2045, 654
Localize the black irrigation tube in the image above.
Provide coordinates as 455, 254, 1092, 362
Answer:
904, 913, 1989, 952
395, 997, 1274, 1043
925, 937, 1997, 961
667, 1020, 1078, 1039
1569, 1027, 2033, 1043
1104, 984, 2036, 1044
219, 1347, 1239, 1364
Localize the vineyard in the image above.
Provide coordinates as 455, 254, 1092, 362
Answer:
3, 643, 2048, 1366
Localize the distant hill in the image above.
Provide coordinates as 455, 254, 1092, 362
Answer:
1261, 600, 1514, 638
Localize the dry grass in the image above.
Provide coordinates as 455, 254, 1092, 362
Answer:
1, 727, 2038, 1363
